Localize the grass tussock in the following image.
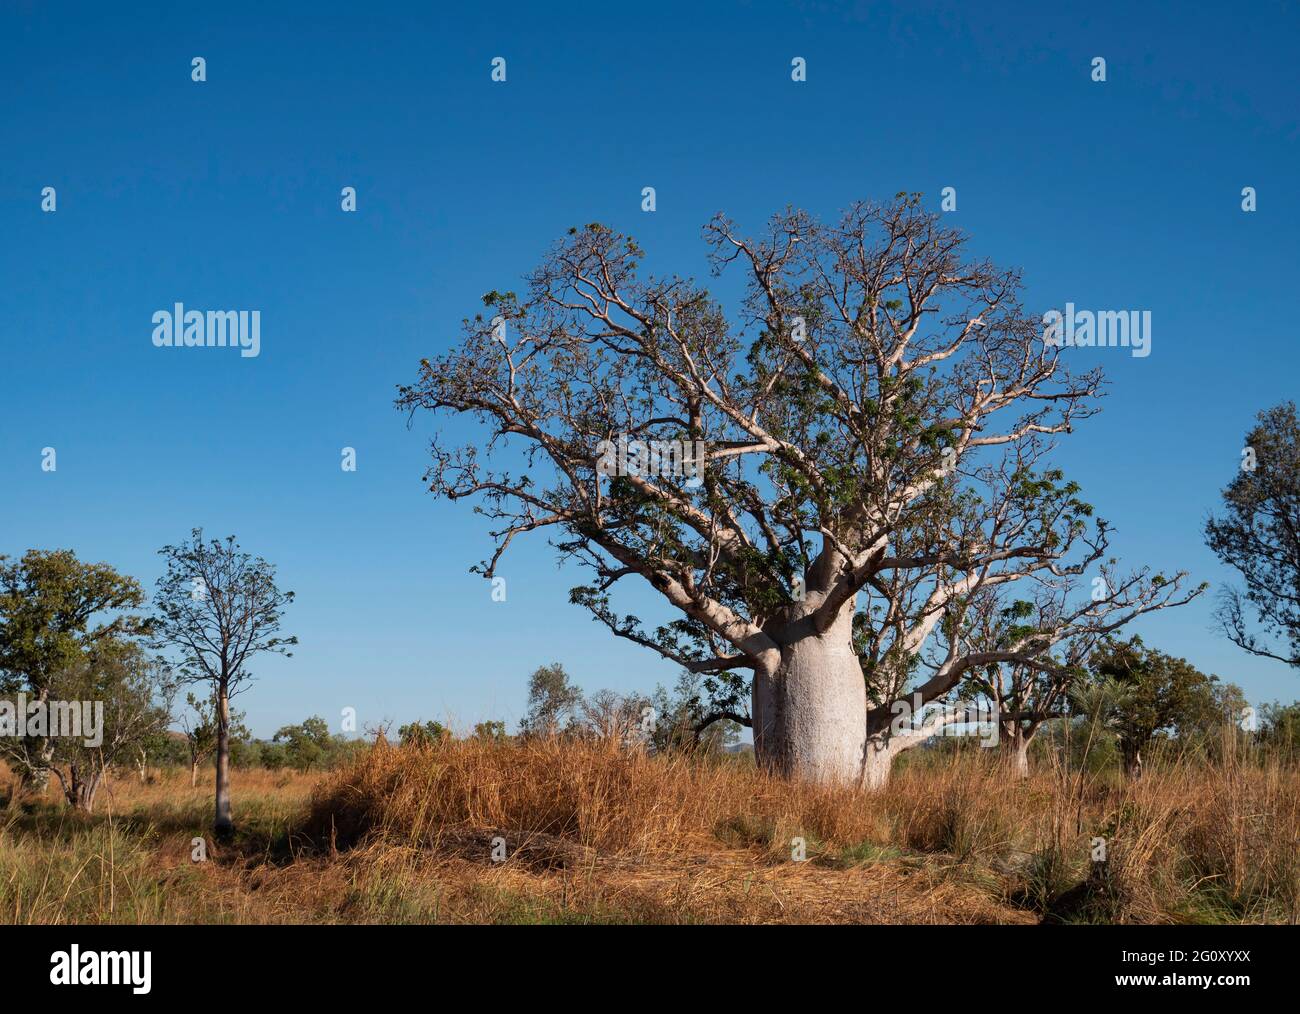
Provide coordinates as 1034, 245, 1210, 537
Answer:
301, 736, 881, 861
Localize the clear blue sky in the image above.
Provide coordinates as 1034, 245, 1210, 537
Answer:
2, 1, 1297, 737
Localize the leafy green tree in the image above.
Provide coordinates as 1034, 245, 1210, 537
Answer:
0, 550, 149, 790
1087, 637, 1226, 778
1206, 402, 1300, 669
272, 715, 334, 772
228, 728, 264, 769
648, 670, 744, 754
181, 693, 218, 787
257, 740, 289, 771
1257, 701, 1300, 755
398, 720, 450, 746
330, 737, 370, 769
152, 529, 296, 838
32, 635, 175, 811
135, 724, 189, 775
519, 663, 584, 737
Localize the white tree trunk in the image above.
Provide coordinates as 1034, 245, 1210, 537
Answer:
1010, 737, 1030, 778
68, 763, 103, 813
861, 733, 902, 789
1002, 727, 1031, 779
755, 601, 885, 786
1123, 745, 1143, 780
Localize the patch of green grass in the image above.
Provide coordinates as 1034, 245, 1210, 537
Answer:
0, 818, 210, 923
834, 841, 905, 867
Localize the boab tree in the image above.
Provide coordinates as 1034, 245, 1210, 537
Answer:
153, 530, 295, 838
398, 196, 1200, 787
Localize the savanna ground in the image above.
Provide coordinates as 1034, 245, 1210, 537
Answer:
1, 737, 1297, 925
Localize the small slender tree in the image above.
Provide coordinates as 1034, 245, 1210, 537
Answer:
152, 530, 295, 839
960, 589, 1118, 778
181, 692, 218, 788
272, 716, 336, 772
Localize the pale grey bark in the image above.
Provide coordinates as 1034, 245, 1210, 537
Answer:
66, 764, 103, 812
998, 717, 1048, 779
753, 597, 957, 788
764, 602, 867, 783
214, 688, 233, 837
1002, 731, 1031, 778
860, 734, 903, 789
1123, 745, 1143, 781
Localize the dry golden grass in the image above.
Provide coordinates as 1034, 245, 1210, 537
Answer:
302, 736, 884, 859
2, 737, 1297, 924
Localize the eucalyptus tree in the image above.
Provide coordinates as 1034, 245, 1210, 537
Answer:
399, 196, 1199, 787
0, 550, 149, 789
43, 635, 175, 811
519, 662, 585, 737
1086, 637, 1226, 779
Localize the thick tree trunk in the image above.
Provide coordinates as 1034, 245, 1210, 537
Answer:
214, 687, 234, 839
860, 734, 903, 789
190, 758, 199, 788
1001, 725, 1031, 779
753, 601, 879, 786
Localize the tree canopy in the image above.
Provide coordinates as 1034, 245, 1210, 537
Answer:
399, 195, 1201, 784
1206, 401, 1300, 669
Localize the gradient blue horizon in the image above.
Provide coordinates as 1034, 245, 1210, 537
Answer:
2, 1, 1298, 738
